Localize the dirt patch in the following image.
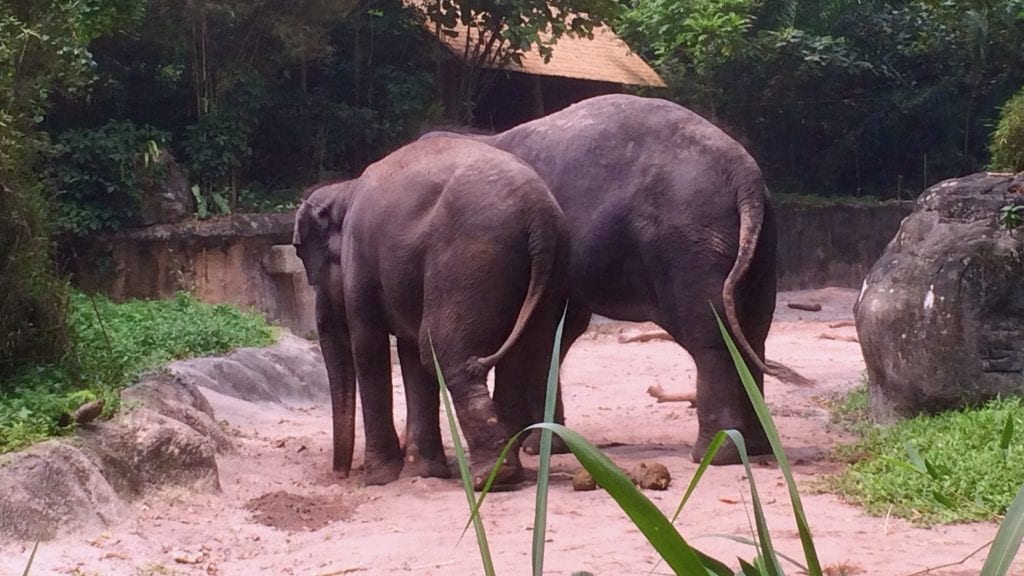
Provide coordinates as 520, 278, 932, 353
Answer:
1, 288, 1021, 575
245, 491, 351, 532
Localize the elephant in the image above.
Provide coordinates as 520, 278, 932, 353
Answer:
423, 94, 809, 465
293, 136, 570, 488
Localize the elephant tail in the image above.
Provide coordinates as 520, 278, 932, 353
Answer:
467, 209, 566, 377
723, 185, 814, 387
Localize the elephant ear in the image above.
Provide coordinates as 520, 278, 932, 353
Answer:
293, 196, 332, 286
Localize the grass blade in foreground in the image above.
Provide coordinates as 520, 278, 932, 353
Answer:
528, 422, 715, 575
430, 342, 496, 576
713, 308, 823, 576
532, 307, 566, 576
980, 482, 1024, 576
21, 541, 38, 576
723, 429, 784, 575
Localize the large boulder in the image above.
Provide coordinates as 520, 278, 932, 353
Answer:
855, 172, 1024, 421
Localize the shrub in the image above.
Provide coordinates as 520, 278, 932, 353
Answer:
990, 87, 1024, 173
49, 120, 171, 234
0, 292, 275, 453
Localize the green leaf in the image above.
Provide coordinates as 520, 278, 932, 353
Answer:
722, 429, 784, 575
713, 307, 823, 576
1001, 414, 1014, 458
528, 422, 715, 574
980, 482, 1024, 576
532, 306, 566, 576
430, 340, 495, 576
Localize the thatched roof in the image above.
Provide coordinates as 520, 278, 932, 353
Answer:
425, 16, 666, 88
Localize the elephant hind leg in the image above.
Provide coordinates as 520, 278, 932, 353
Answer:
396, 338, 451, 479
516, 301, 591, 455
655, 273, 771, 466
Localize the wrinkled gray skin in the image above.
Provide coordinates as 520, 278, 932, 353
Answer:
294, 137, 570, 488
424, 94, 808, 465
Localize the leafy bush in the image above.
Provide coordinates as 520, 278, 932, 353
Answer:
0, 292, 275, 453
990, 87, 1024, 173
49, 120, 171, 234
826, 397, 1024, 525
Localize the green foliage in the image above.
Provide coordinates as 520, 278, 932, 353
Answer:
617, 0, 1024, 198
420, 0, 620, 121
826, 377, 872, 435
0, 292, 274, 453
49, 120, 171, 234
825, 397, 1024, 525
990, 87, 1024, 172
999, 204, 1024, 230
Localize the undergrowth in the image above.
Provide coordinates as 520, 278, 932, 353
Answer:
824, 395, 1024, 525
0, 291, 275, 453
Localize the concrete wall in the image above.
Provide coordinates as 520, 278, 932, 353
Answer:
775, 201, 914, 290
68, 201, 915, 332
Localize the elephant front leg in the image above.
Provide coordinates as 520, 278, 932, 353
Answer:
397, 339, 450, 479
350, 324, 404, 485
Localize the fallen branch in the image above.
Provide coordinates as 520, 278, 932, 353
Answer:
647, 384, 697, 406
786, 301, 822, 312
818, 333, 859, 343
618, 330, 675, 344
828, 320, 857, 328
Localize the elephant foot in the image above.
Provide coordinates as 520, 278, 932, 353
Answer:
472, 455, 524, 491
363, 453, 404, 486
691, 430, 772, 466
521, 429, 570, 456
401, 453, 452, 479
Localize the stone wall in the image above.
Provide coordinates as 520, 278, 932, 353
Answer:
68, 202, 915, 332
67, 213, 317, 336
776, 201, 914, 290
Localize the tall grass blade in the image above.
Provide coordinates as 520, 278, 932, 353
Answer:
696, 534, 808, 572
528, 422, 715, 574
980, 482, 1024, 576
21, 541, 38, 576
1001, 414, 1014, 460
670, 431, 728, 524
738, 557, 763, 575
713, 308, 823, 576
532, 307, 567, 576
723, 429, 783, 575
430, 341, 496, 576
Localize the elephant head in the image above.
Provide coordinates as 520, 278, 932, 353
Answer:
293, 182, 353, 286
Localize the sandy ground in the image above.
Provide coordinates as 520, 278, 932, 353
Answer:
3, 288, 1020, 576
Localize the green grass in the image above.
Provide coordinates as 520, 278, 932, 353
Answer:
773, 192, 900, 207
0, 291, 275, 453
824, 396, 1024, 525
826, 375, 872, 436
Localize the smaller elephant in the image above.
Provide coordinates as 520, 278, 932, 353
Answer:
294, 137, 570, 488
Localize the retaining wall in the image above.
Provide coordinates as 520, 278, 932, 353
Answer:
68, 201, 915, 334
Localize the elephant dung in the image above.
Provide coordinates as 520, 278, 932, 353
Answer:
572, 468, 598, 491
629, 462, 672, 491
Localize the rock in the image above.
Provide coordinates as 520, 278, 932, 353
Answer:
74, 407, 221, 499
856, 172, 1024, 421
0, 442, 128, 540
572, 468, 597, 491
135, 150, 195, 226
628, 462, 671, 490
169, 330, 328, 405
121, 372, 231, 452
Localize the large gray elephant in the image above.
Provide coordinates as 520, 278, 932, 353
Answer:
424, 94, 808, 465
293, 137, 570, 488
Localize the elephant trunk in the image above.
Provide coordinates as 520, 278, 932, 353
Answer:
723, 183, 813, 387
315, 291, 357, 475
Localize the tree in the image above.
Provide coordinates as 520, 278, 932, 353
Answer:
419, 0, 620, 121
0, 0, 142, 380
